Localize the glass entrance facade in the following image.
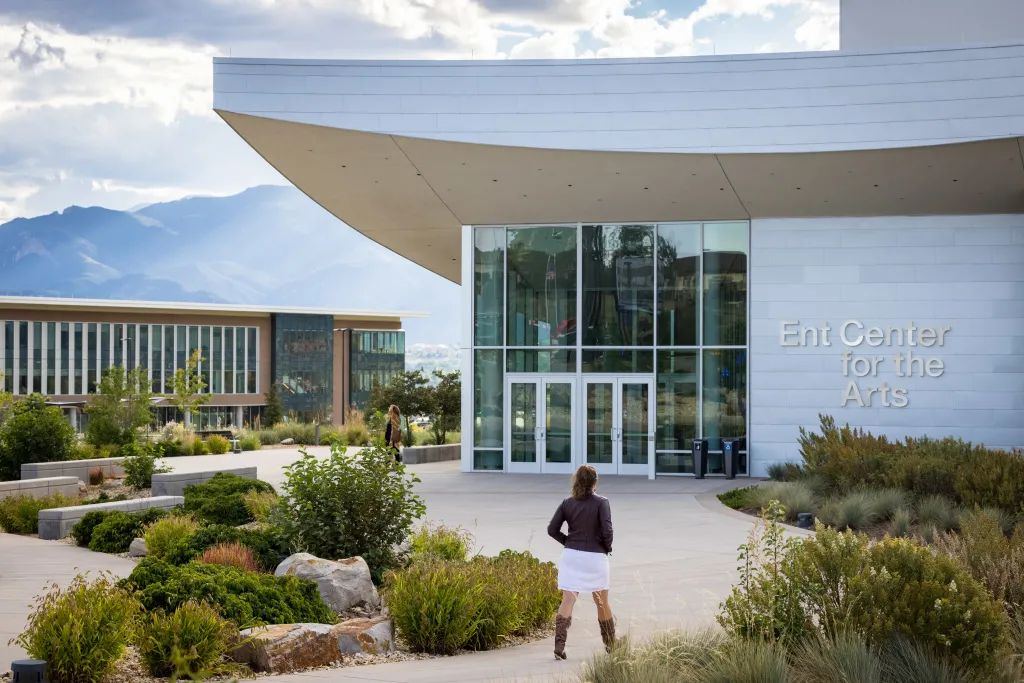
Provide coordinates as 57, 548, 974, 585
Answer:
470, 221, 749, 475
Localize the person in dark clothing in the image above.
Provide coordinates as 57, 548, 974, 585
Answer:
547, 464, 615, 660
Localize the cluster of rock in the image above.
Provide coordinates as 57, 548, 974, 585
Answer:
230, 553, 394, 673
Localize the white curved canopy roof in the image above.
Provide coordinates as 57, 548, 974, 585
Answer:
213, 44, 1024, 283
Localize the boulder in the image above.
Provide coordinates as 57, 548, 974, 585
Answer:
232, 623, 340, 673
280, 438, 295, 445
335, 617, 394, 656
275, 553, 380, 614
129, 538, 148, 557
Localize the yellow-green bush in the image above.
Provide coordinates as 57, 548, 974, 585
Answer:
138, 601, 240, 678
0, 492, 78, 535
13, 572, 140, 683
204, 434, 231, 454
143, 514, 203, 559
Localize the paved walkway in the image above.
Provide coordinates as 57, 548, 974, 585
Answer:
1, 455, 765, 681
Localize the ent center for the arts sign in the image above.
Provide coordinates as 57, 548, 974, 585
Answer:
779, 321, 951, 408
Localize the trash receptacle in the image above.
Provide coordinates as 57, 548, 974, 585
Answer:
12, 659, 47, 682
692, 438, 708, 479
723, 439, 740, 480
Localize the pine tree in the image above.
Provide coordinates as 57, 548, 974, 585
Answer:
263, 383, 284, 427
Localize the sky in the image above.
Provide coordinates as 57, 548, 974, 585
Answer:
0, 0, 839, 223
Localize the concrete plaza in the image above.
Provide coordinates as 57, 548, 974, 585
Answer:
1, 452, 767, 682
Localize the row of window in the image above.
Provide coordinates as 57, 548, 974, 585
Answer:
1, 321, 259, 396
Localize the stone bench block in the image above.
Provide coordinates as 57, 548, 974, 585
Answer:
151, 467, 258, 497
21, 457, 125, 484
0, 477, 80, 501
401, 444, 461, 465
37, 496, 184, 541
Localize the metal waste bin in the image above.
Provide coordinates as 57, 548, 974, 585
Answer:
723, 439, 740, 479
692, 438, 708, 479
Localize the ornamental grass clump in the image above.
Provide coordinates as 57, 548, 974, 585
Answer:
917, 494, 962, 534
138, 601, 241, 678
745, 482, 815, 522
410, 523, 474, 562
817, 490, 880, 531
197, 541, 260, 573
143, 514, 202, 559
0, 492, 77, 535
14, 572, 140, 683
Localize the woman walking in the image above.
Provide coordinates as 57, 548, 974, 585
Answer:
547, 464, 615, 660
384, 404, 403, 463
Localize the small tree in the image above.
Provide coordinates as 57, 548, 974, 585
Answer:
368, 370, 430, 445
0, 372, 13, 427
165, 350, 211, 429
263, 383, 284, 427
0, 394, 76, 481
85, 365, 155, 446
427, 370, 461, 445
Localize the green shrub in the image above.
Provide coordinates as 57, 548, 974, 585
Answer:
138, 601, 240, 678
121, 441, 170, 489
13, 572, 140, 683
703, 639, 791, 683
955, 448, 1024, 513
70, 510, 115, 547
154, 440, 187, 458
275, 443, 425, 582
80, 492, 128, 506
0, 492, 78, 535
410, 523, 474, 562
718, 486, 754, 510
385, 550, 559, 654
88, 508, 169, 554
868, 488, 909, 520
881, 441, 964, 500
0, 394, 76, 481
241, 490, 278, 524
183, 473, 275, 526
204, 435, 231, 454
256, 429, 278, 446
917, 494, 962, 534
798, 415, 898, 493
765, 462, 789, 481
238, 434, 261, 451
120, 558, 335, 628
794, 528, 1009, 673
164, 523, 287, 572
143, 514, 202, 559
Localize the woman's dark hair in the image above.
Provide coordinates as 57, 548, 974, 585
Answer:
571, 465, 598, 500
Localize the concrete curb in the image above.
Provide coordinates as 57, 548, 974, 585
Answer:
694, 482, 816, 537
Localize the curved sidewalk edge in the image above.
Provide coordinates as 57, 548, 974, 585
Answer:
694, 484, 816, 538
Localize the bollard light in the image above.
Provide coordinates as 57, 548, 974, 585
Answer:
12, 659, 48, 682
796, 513, 814, 529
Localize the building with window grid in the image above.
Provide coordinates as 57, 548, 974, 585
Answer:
0, 297, 421, 429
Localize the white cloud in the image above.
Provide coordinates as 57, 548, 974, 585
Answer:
509, 31, 577, 59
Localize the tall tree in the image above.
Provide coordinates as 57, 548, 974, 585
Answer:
263, 383, 284, 427
427, 370, 461, 445
85, 365, 156, 445
165, 349, 211, 429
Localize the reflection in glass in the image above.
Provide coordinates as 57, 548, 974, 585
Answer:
235, 327, 245, 393
164, 325, 175, 393
507, 227, 576, 347
87, 323, 97, 392
506, 349, 575, 373
73, 324, 83, 395
510, 382, 538, 463
46, 322, 56, 394
621, 382, 650, 465
176, 326, 187, 381
703, 222, 748, 346
702, 349, 747, 458
546, 382, 572, 464
3, 322, 12, 393
350, 330, 405, 410
474, 227, 504, 346
474, 349, 503, 448
656, 350, 698, 473
200, 327, 211, 393
657, 223, 700, 346
581, 349, 653, 373
140, 325, 149, 373
273, 316, 332, 421
586, 382, 614, 465
32, 322, 41, 393
18, 322, 27, 394
582, 224, 654, 346
60, 323, 69, 394
126, 324, 136, 371
474, 450, 503, 471
223, 327, 233, 394
113, 323, 123, 369
151, 325, 162, 393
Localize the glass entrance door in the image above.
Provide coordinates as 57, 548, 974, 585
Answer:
506, 375, 576, 474
584, 377, 655, 478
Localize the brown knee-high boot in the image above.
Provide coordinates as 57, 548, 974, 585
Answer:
599, 617, 616, 652
554, 615, 571, 660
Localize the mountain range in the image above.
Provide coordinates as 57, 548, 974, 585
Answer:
0, 185, 460, 345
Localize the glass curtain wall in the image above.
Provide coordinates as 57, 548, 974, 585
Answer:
0, 321, 260, 397
350, 330, 405, 411
272, 314, 333, 423
470, 221, 749, 475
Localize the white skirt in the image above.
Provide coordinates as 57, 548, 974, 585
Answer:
557, 547, 611, 592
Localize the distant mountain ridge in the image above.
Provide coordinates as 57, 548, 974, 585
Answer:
0, 186, 460, 344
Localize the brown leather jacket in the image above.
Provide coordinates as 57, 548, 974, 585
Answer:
547, 494, 613, 555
